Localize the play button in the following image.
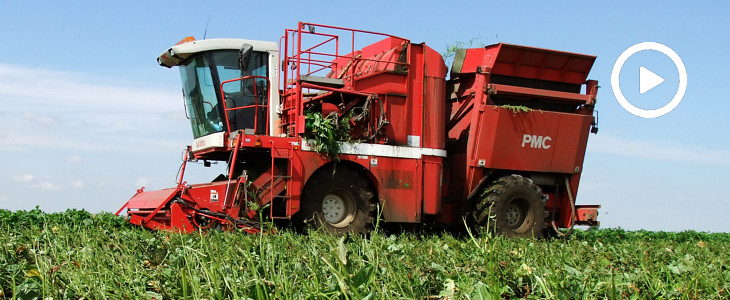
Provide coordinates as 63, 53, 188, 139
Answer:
639, 66, 664, 94
611, 42, 687, 118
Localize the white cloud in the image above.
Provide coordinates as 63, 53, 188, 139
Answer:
34, 182, 62, 191
64, 155, 83, 164
70, 180, 85, 188
22, 112, 60, 126
0, 63, 179, 112
0, 131, 99, 152
676, 195, 697, 203
162, 111, 188, 121
0, 129, 187, 154
0, 63, 188, 154
136, 177, 149, 188
588, 134, 730, 165
12, 174, 34, 183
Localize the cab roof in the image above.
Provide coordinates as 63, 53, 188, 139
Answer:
157, 38, 278, 68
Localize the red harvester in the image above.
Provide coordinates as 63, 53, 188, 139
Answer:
117, 22, 600, 237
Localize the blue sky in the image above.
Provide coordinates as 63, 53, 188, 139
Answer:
1, 1, 729, 232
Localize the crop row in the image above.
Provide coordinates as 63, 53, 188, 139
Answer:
1, 208, 729, 299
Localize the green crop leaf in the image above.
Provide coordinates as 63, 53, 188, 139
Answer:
337, 235, 348, 266
350, 265, 374, 288
470, 282, 502, 300
24, 269, 41, 278
438, 278, 456, 298
500, 105, 533, 115
304, 110, 352, 162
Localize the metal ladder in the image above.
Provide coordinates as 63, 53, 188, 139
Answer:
267, 145, 292, 219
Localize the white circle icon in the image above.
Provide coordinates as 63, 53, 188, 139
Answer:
611, 42, 687, 118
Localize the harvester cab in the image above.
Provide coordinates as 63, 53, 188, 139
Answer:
157, 37, 281, 158
115, 37, 283, 233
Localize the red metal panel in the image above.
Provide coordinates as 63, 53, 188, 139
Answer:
408, 44, 424, 147
472, 107, 591, 173
491, 44, 595, 84
422, 155, 443, 215
183, 181, 238, 211
463, 72, 491, 197
355, 41, 406, 76
457, 48, 496, 75
238, 135, 299, 149
369, 157, 421, 223
422, 44, 447, 150
359, 37, 407, 61
455, 43, 596, 85
575, 205, 600, 226
351, 72, 407, 95
127, 188, 179, 210
169, 202, 195, 233
552, 114, 592, 173
382, 95, 409, 145
489, 84, 593, 104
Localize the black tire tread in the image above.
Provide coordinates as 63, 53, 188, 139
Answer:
473, 174, 548, 238
299, 164, 377, 234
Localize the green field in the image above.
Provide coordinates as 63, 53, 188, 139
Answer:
1, 208, 729, 299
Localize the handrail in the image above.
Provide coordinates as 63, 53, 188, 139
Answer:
281, 21, 412, 136
301, 35, 338, 57
219, 75, 271, 136
303, 22, 407, 40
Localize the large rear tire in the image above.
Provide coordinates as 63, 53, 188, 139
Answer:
474, 174, 547, 238
299, 165, 377, 234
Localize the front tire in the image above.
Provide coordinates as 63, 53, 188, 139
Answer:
474, 174, 547, 238
299, 165, 377, 234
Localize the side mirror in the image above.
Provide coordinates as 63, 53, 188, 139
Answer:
238, 43, 253, 72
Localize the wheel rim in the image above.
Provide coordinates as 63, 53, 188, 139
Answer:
504, 202, 523, 227
505, 198, 534, 232
321, 189, 356, 228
